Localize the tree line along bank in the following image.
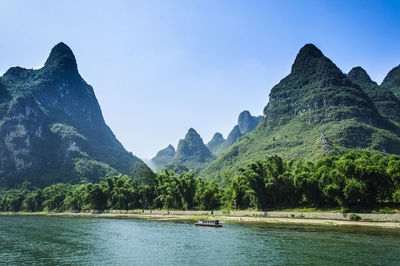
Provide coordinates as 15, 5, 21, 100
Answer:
1, 150, 400, 213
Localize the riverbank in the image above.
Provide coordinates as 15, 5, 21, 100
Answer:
1, 210, 400, 229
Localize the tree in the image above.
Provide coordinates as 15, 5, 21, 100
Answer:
83, 183, 108, 210
194, 179, 220, 210
1, 189, 26, 212
343, 178, 367, 208
22, 189, 43, 212
154, 170, 183, 209
179, 172, 196, 210
42, 184, 71, 211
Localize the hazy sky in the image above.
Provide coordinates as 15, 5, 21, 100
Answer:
1, 0, 400, 158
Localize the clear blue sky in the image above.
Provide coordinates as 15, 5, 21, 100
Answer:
1, 0, 400, 158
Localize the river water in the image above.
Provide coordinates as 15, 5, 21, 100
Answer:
0, 215, 399, 265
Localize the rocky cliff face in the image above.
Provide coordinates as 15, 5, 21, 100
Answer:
200, 44, 400, 180
167, 128, 215, 173
0, 42, 152, 187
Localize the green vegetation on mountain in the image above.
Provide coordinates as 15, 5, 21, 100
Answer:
167, 128, 215, 174
237, 110, 262, 134
2, 41, 400, 214
130, 160, 156, 185
225, 125, 242, 147
207, 133, 226, 155
348, 66, 400, 124
151, 144, 175, 171
2, 151, 399, 212
0, 42, 153, 188
382, 64, 400, 99
200, 44, 400, 180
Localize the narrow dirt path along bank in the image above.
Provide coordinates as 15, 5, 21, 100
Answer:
2, 210, 400, 229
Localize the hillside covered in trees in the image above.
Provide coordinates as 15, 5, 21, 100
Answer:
200, 44, 400, 180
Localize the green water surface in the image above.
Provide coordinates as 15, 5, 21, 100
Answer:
0, 215, 399, 265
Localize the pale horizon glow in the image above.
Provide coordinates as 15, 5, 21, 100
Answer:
1, 0, 400, 159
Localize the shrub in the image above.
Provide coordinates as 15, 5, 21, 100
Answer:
349, 213, 361, 221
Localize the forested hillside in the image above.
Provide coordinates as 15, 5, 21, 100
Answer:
200, 44, 400, 180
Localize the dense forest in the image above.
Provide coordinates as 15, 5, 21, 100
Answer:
1, 150, 400, 212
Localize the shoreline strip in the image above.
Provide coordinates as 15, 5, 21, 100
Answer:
1, 211, 400, 229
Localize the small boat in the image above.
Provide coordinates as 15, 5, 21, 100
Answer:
195, 219, 222, 227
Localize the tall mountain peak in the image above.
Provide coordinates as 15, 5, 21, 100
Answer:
291, 44, 324, 71
297, 43, 324, 58
290, 43, 342, 79
187, 127, 198, 135
201, 44, 399, 180
44, 42, 77, 72
0, 42, 153, 187
182, 128, 204, 147
348, 67, 376, 86
266, 43, 376, 125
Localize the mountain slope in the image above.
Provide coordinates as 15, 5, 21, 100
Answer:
206, 133, 226, 155
237, 110, 262, 134
382, 65, 400, 99
348, 66, 400, 124
151, 144, 175, 170
167, 128, 215, 173
200, 44, 400, 180
0, 42, 153, 187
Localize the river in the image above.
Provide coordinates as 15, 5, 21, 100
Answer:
0, 215, 399, 265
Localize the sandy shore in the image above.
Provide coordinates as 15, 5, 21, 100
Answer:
3, 211, 399, 229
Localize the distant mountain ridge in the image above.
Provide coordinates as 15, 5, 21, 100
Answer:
151, 144, 175, 171
166, 128, 215, 173
207, 110, 262, 155
348, 66, 400, 124
150, 110, 262, 173
0, 42, 153, 187
200, 43, 400, 180
207, 132, 226, 156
